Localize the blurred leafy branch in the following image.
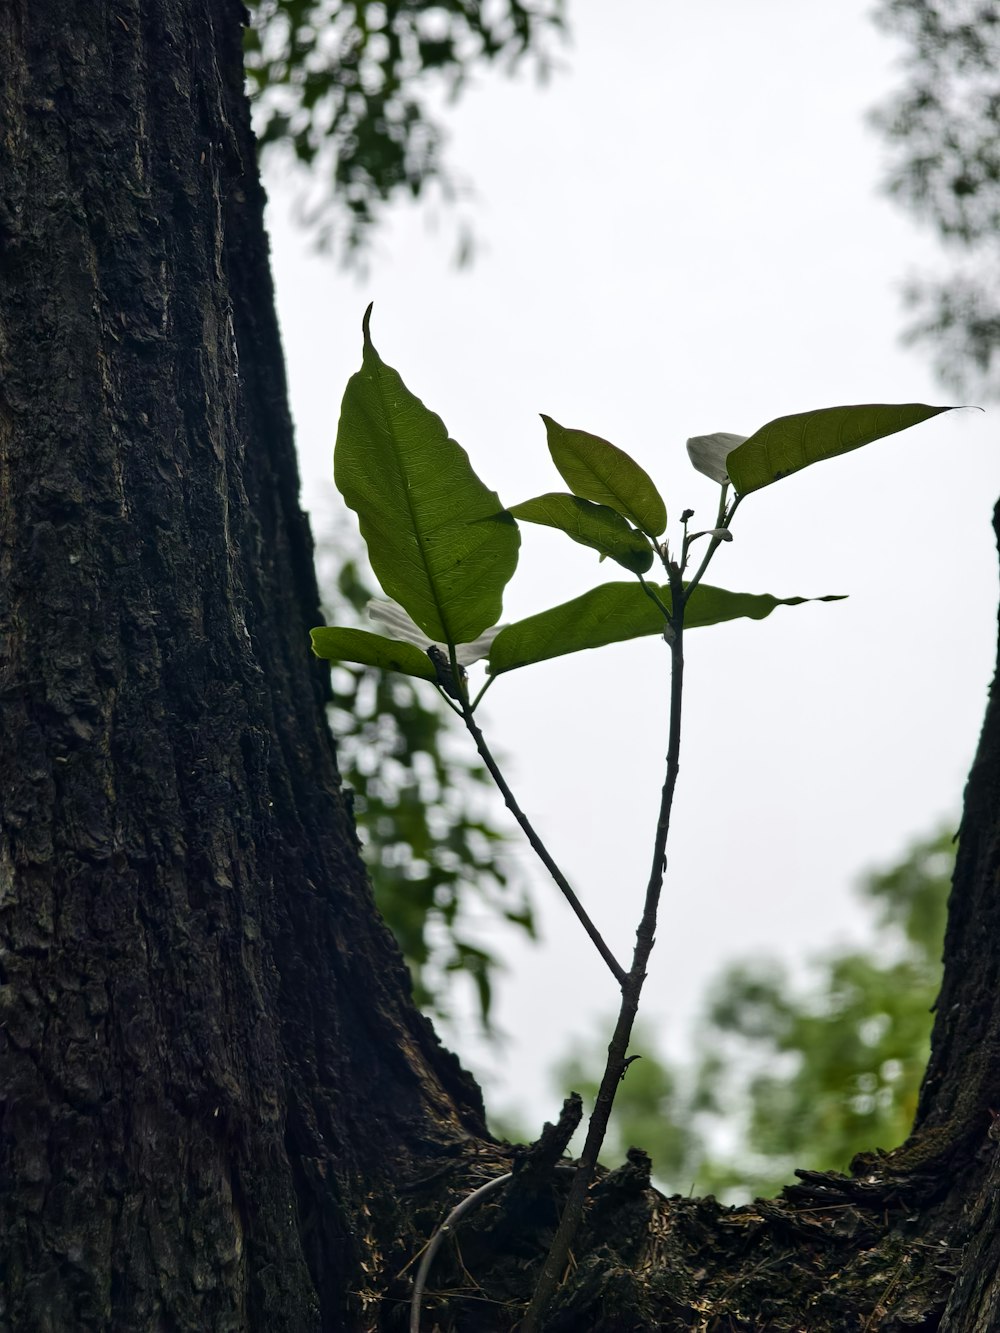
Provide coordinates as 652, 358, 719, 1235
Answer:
249, 1, 562, 1028
873, 0, 1000, 395
317, 532, 535, 1033
551, 826, 952, 1200
244, 0, 566, 256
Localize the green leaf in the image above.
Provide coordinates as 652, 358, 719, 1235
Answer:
334, 307, 520, 644
509, 493, 654, 574
311, 626, 437, 684
726, 404, 955, 496
542, 415, 668, 537
488, 582, 846, 674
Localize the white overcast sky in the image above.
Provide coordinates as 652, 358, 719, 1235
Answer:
262, 0, 998, 1131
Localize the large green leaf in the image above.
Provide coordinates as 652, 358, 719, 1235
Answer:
726, 404, 954, 496
310, 626, 437, 684
542, 415, 668, 537
334, 307, 520, 644
509, 493, 654, 574
488, 582, 845, 674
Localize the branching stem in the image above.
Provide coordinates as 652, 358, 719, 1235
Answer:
637, 573, 673, 625
684, 489, 741, 596
443, 485, 737, 1328
519, 556, 687, 1330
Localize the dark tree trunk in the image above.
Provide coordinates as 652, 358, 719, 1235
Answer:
914, 503, 1000, 1157
5, 2, 1000, 1331
0, 4, 488, 1329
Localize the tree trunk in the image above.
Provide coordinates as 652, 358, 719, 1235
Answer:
913, 501, 1000, 1157
0, 4, 488, 1329
5, 2, 1000, 1330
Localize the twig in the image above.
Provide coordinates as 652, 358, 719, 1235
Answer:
409, 1173, 512, 1333
683, 490, 741, 598
409, 1163, 578, 1333
458, 699, 627, 987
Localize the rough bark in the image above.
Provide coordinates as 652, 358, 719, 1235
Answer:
5, 1, 1000, 1330
0, 4, 487, 1329
911, 505, 1000, 1155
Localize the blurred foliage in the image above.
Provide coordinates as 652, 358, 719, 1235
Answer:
873, 0, 1000, 395
244, 0, 566, 256
264, 3, 560, 1021
319, 545, 535, 1034
554, 827, 952, 1199
554, 1020, 704, 1192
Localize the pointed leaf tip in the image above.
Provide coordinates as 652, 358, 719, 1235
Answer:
488, 581, 845, 675
335, 328, 519, 645
541, 415, 668, 537
726, 403, 956, 495
362, 302, 374, 342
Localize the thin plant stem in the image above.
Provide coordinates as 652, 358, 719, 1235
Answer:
454, 490, 736, 1327
458, 698, 627, 988
408, 1165, 579, 1332
637, 573, 673, 625
519, 558, 689, 1333
408, 1173, 512, 1333
469, 673, 495, 712
683, 489, 741, 597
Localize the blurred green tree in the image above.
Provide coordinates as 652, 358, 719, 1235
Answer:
244, 0, 565, 256
318, 540, 535, 1033
553, 827, 952, 1199
245, 1, 560, 1027
553, 1018, 704, 1192
873, 0, 1000, 395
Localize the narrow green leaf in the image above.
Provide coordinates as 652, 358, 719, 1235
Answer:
542, 415, 667, 537
684, 584, 846, 628
726, 403, 955, 496
334, 307, 520, 645
509, 493, 654, 574
311, 626, 437, 684
488, 582, 845, 674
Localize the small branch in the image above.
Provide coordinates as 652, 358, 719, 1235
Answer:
678, 507, 695, 571
637, 573, 673, 625
459, 701, 627, 987
683, 488, 740, 600
408, 1152, 581, 1333
469, 674, 495, 712
409, 1173, 513, 1333
435, 686, 465, 717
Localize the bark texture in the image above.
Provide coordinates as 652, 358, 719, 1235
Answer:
0, 4, 486, 1329
911, 504, 1000, 1154
5, 1, 1000, 1330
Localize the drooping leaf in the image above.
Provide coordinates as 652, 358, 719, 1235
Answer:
542, 415, 667, 537
488, 581, 845, 674
509, 493, 654, 573
334, 307, 520, 644
311, 626, 437, 685
726, 404, 955, 496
